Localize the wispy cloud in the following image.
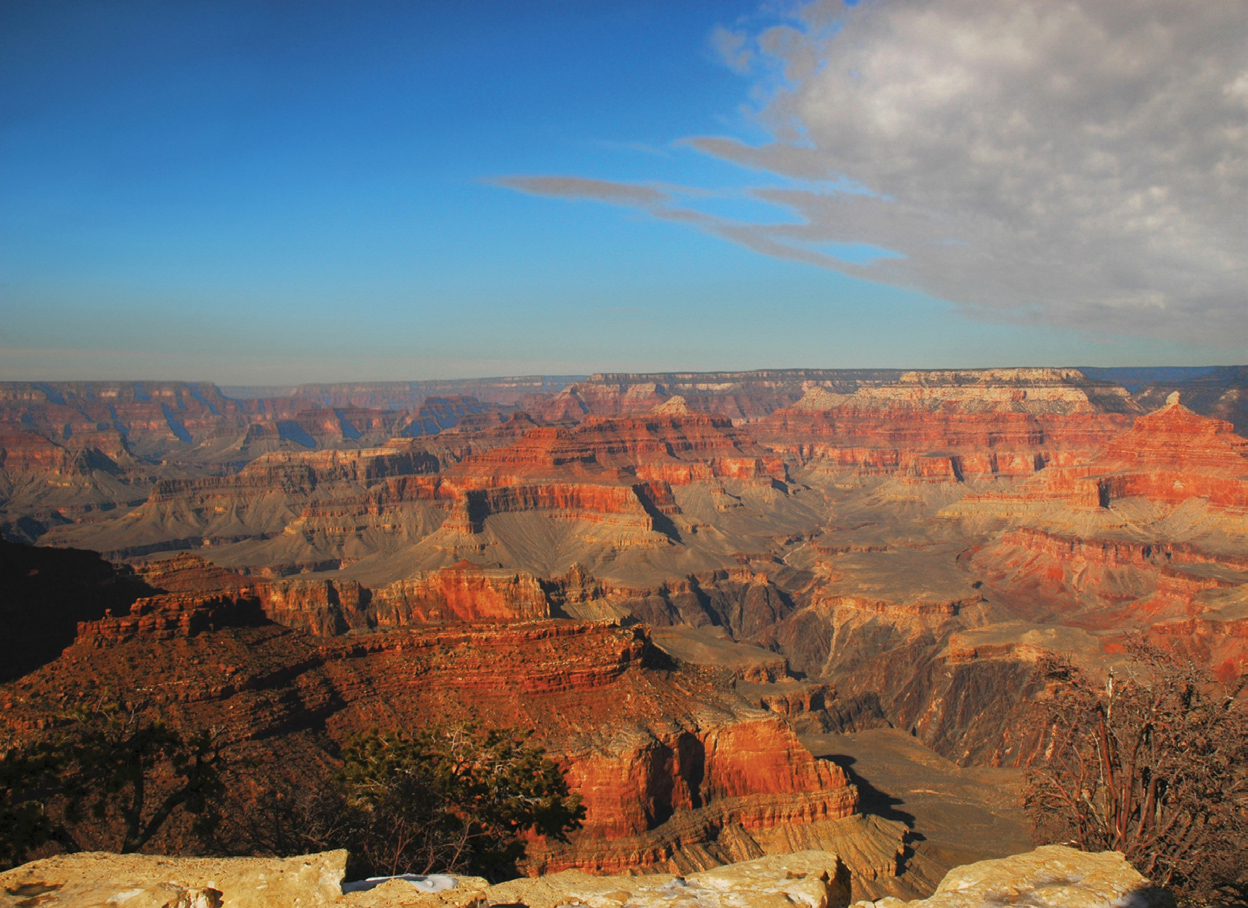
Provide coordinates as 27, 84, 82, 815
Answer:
497, 0, 1248, 347
493, 176, 668, 207
709, 25, 754, 74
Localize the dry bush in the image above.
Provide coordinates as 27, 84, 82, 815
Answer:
1025, 645, 1248, 904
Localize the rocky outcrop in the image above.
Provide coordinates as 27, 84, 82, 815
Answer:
0, 845, 1171, 908
753, 370, 1133, 483
62, 557, 556, 638
1031, 398, 1248, 509
74, 590, 266, 646
368, 566, 550, 626
546, 716, 857, 871
853, 845, 1172, 908
6, 605, 864, 874
0, 850, 349, 908
0, 849, 853, 908
258, 565, 552, 634
496, 850, 854, 908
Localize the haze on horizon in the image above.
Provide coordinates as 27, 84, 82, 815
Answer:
2, 0, 1246, 385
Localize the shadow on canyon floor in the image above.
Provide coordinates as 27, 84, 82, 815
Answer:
805, 728, 1033, 877
821, 753, 918, 830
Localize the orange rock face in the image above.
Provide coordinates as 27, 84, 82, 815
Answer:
381, 411, 788, 538
372, 565, 551, 624
8, 545, 856, 872
755, 406, 1126, 482
1035, 400, 1248, 508
443, 413, 786, 486
11, 599, 857, 870
958, 402, 1248, 683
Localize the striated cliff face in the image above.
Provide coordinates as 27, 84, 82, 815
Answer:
1035, 398, 1248, 509
753, 369, 1134, 483
258, 563, 552, 634
440, 413, 786, 486
545, 715, 859, 873
0, 546, 864, 875
522, 367, 1140, 427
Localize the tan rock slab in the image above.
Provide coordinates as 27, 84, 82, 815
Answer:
850, 845, 1174, 908
0, 850, 347, 908
483, 851, 848, 908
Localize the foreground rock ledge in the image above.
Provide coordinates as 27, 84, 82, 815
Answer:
0, 845, 1170, 908
854, 845, 1174, 908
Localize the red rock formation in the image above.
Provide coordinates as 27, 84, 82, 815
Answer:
257, 563, 552, 633
0, 431, 77, 473
372, 411, 788, 540
748, 368, 1136, 482
132, 552, 252, 593
5, 610, 860, 872
444, 414, 785, 485
370, 565, 550, 625
1147, 616, 1248, 681
1031, 399, 1248, 508
755, 407, 1125, 482
971, 528, 1237, 627
74, 590, 265, 646
551, 715, 856, 872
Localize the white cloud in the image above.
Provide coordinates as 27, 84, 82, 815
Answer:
502, 0, 1248, 346
697, 0, 1248, 342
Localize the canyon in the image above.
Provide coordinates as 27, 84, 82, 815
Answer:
3, 366, 1247, 898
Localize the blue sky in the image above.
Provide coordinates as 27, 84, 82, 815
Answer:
2, 0, 1245, 383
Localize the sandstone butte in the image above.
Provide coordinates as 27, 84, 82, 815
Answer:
1031, 395, 1248, 508
751, 376, 1132, 483
0, 845, 1173, 908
